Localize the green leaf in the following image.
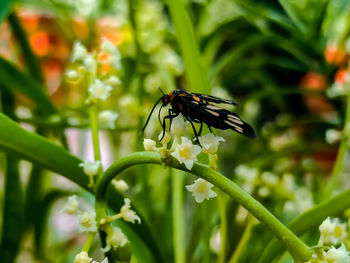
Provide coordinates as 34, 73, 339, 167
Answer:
279, 0, 329, 36
198, 0, 244, 37
0, 0, 15, 24
8, 13, 44, 82
0, 57, 56, 115
0, 113, 164, 262
166, 0, 210, 93
33, 190, 70, 258
0, 155, 24, 263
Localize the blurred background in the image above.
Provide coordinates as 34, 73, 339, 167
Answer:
1, 0, 350, 262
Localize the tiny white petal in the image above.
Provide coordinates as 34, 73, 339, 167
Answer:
186, 178, 217, 203
71, 42, 88, 62
170, 136, 201, 170
143, 138, 157, 151
198, 133, 225, 154
73, 251, 92, 263
171, 116, 188, 137
98, 110, 119, 129
111, 179, 129, 192
60, 195, 79, 215
78, 212, 97, 233
88, 79, 112, 101
326, 129, 342, 145
120, 198, 141, 224
79, 160, 101, 176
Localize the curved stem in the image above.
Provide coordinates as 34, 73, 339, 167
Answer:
260, 186, 350, 263
96, 151, 312, 262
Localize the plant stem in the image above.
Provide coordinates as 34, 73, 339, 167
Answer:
96, 152, 312, 262
82, 232, 96, 252
89, 105, 101, 162
228, 214, 254, 263
172, 170, 185, 263
324, 94, 350, 199
218, 194, 228, 263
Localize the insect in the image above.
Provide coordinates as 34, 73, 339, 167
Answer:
142, 88, 256, 146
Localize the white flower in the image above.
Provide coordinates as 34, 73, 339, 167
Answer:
71, 42, 88, 62
107, 228, 129, 250
235, 165, 259, 193
79, 160, 101, 176
143, 138, 156, 151
170, 116, 188, 137
171, 137, 201, 170
60, 195, 79, 215
319, 217, 347, 245
78, 212, 97, 232
88, 79, 112, 101
83, 55, 97, 72
92, 258, 108, 263
99, 39, 121, 69
111, 179, 129, 192
98, 110, 119, 129
105, 76, 121, 86
326, 129, 342, 144
120, 198, 141, 224
158, 131, 171, 145
73, 251, 92, 263
327, 83, 346, 98
261, 172, 279, 186
198, 133, 225, 154
65, 69, 81, 82
186, 178, 217, 203
324, 244, 350, 262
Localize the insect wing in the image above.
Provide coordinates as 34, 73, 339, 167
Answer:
191, 93, 238, 105
178, 96, 255, 138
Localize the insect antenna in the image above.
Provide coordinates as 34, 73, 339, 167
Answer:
158, 86, 165, 95
142, 97, 163, 132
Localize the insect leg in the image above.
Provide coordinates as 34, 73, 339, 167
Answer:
168, 109, 179, 132
198, 122, 203, 136
185, 116, 202, 147
207, 125, 215, 135
160, 111, 178, 141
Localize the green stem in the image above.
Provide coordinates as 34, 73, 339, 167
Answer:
172, 170, 185, 263
89, 105, 101, 162
96, 152, 312, 262
218, 195, 228, 263
324, 94, 350, 199
228, 215, 254, 263
82, 232, 96, 252
260, 186, 350, 263
166, 0, 210, 93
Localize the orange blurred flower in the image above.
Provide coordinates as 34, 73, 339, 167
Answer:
325, 44, 347, 66
30, 31, 50, 56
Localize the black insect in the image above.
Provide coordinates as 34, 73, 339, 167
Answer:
142, 88, 256, 145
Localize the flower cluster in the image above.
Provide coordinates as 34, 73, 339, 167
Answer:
65, 39, 120, 130
235, 166, 314, 215
60, 195, 97, 233
305, 217, 350, 262
143, 115, 225, 203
